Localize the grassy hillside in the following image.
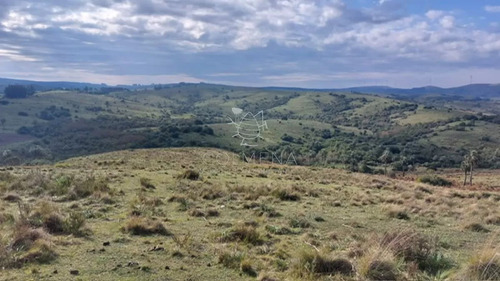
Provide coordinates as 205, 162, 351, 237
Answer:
0, 148, 498, 280
1, 83, 500, 170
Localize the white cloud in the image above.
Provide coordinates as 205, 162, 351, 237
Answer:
440, 15, 455, 29
485, 5, 500, 13
425, 10, 444, 20
0, 48, 39, 61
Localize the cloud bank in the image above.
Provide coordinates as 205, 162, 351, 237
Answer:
0, 0, 499, 87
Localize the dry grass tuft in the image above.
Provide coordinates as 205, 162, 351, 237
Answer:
139, 177, 156, 189
463, 222, 490, 233
357, 246, 400, 281
220, 225, 263, 245
461, 246, 500, 280
384, 204, 410, 220
123, 216, 171, 236
291, 249, 354, 278
178, 170, 200, 181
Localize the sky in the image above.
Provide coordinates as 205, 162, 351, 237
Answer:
0, 0, 499, 88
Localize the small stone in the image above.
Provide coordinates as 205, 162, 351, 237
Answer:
70, 270, 79, 275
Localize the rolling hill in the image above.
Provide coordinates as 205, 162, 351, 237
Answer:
0, 82, 499, 171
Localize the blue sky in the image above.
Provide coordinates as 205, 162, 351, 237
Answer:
0, 0, 499, 88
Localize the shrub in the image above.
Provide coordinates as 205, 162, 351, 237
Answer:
52, 175, 73, 196
17, 239, 57, 265
188, 209, 206, 217
272, 187, 300, 201
357, 247, 400, 281
69, 176, 111, 199
265, 225, 293, 235
178, 170, 200, 181
240, 259, 258, 277
123, 217, 171, 236
220, 225, 263, 245
292, 249, 354, 277
417, 175, 452, 187
289, 217, 312, 228
63, 212, 87, 236
463, 222, 490, 233
139, 177, 155, 189
365, 260, 398, 281
218, 250, 244, 269
384, 205, 410, 220
380, 230, 453, 275
11, 226, 47, 251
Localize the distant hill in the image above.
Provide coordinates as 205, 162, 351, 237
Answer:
0, 77, 106, 92
344, 84, 500, 99
1, 77, 500, 98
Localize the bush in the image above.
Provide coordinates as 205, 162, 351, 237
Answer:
365, 260, 398, 281
292, 249, 354, 277
380, 230, 453, 275
463, 222, 490, 233
417, 175, 452, 187
265, 225, 293, 235
69, 176, 111, 199
139, 177, 155, 189
289, 217, 312, 228
17, 239, 57, 265
220, 225, 263, 245
240, 259, 258, 277
63, 212, 87, 236
272, 187, 300, 201
123, 217, 171, 236
218, 250, 244, 269
385, 205, 410, 220
178, 170, 200, 181
357, 246, 400, 281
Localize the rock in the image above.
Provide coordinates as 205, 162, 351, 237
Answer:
165, 266, 170, 270
103, 241, 111, 246
69, 270, 79, 275
53, 269, 58, 274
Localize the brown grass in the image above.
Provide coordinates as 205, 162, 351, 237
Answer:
123, 216, 171, 236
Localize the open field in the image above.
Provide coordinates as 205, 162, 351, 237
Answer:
0, 148, 499, 281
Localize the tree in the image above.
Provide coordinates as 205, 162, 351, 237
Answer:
468, 150, 479, 185
379, 149, 391, 175
461, 155, 470, 186
4, 85, 35, 98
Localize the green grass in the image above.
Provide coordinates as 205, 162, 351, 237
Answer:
0, 147, 498, 280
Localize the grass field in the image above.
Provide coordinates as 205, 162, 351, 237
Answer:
0, 148, 498, 280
